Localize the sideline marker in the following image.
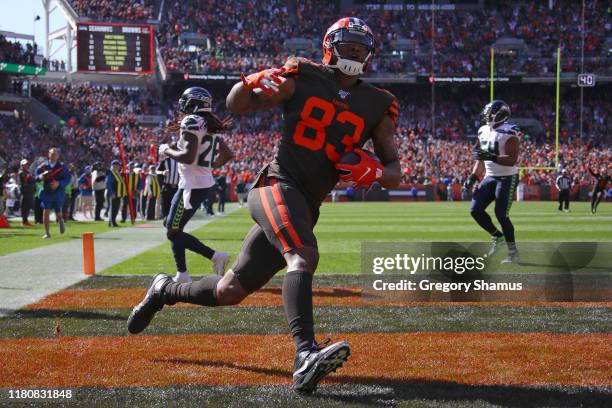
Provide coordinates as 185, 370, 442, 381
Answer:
83, 232, 95, 275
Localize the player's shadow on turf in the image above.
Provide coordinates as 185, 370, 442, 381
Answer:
146, 361, 611, 407
313, 379, 611, 407
258, 287, 358, 298
518, 261, 609, 271
153, 358, 291, 379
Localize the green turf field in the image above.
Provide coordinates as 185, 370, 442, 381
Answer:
1, 274, 610, 407
0, 219, 139, 256
2, 202, 611, 406
101, 201, 612, 275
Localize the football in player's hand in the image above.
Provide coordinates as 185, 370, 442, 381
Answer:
338, 149, 377, 167
336, 149, 384, 188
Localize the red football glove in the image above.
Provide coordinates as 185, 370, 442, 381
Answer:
335, 149, 384, 188
240, 67, 285, 96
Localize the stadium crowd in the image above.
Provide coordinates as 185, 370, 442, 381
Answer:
32, 83, 169, 163
31, 83, 163, 128
3, 82, 610, 191
0, 34, 37, 66
1, 1, 610, 234
151, 0, 610, 76
3, 1, 609, 76
396, 130, 610, 187
69, 0, 155, 21
498, 1, 608, 58
2, 107, 609, 222
0, 34, 66, 72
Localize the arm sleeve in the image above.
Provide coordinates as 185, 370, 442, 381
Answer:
386, 97, 399, 126
378, 88, 399, 126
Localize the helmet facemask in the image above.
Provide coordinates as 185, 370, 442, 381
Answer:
330, 42, 372, 76
323, 19, 375, 76
179, 87, 213, 114
482, 100, 511, 127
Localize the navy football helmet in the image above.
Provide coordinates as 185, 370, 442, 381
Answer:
481, 100, 510, 126
178, 87, 212, 114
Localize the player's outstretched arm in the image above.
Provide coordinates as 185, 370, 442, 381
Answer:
226, 69, 295, 114
371, 115, 401, 189
212, 138, 234, 168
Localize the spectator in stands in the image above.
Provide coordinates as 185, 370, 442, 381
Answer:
0, 35, 38, 66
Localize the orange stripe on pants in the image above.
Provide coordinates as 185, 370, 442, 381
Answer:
271, 182, 304, 249
258, 186, 290, 253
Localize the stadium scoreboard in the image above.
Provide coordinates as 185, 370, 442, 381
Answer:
77, 23, 154, 74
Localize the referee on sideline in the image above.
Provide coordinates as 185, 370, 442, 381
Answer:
555, 169, 572, 212
157, 156, 179, 219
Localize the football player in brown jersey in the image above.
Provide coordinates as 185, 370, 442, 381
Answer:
128, 17, 401, 393
589, 167, 609, 214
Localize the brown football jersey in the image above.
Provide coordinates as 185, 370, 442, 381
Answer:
266, 57, 398, 207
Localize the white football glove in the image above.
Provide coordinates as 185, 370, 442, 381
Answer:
158, 143, 170, 160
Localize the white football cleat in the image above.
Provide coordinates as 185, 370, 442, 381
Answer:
212, 251, 230, 276
501, 250, 520, 264
173, 271, 192, 283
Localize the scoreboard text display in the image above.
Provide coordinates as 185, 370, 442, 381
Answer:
77, 22, 154, 74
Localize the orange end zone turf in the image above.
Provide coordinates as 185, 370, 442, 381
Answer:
26, 287, 612, 310
1, 332, 610, 388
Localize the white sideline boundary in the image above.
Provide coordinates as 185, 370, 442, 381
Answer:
0, 204, 240, 316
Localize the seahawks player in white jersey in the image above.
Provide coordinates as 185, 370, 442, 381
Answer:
464, 100, 521, 264
157, 87, 234, 283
